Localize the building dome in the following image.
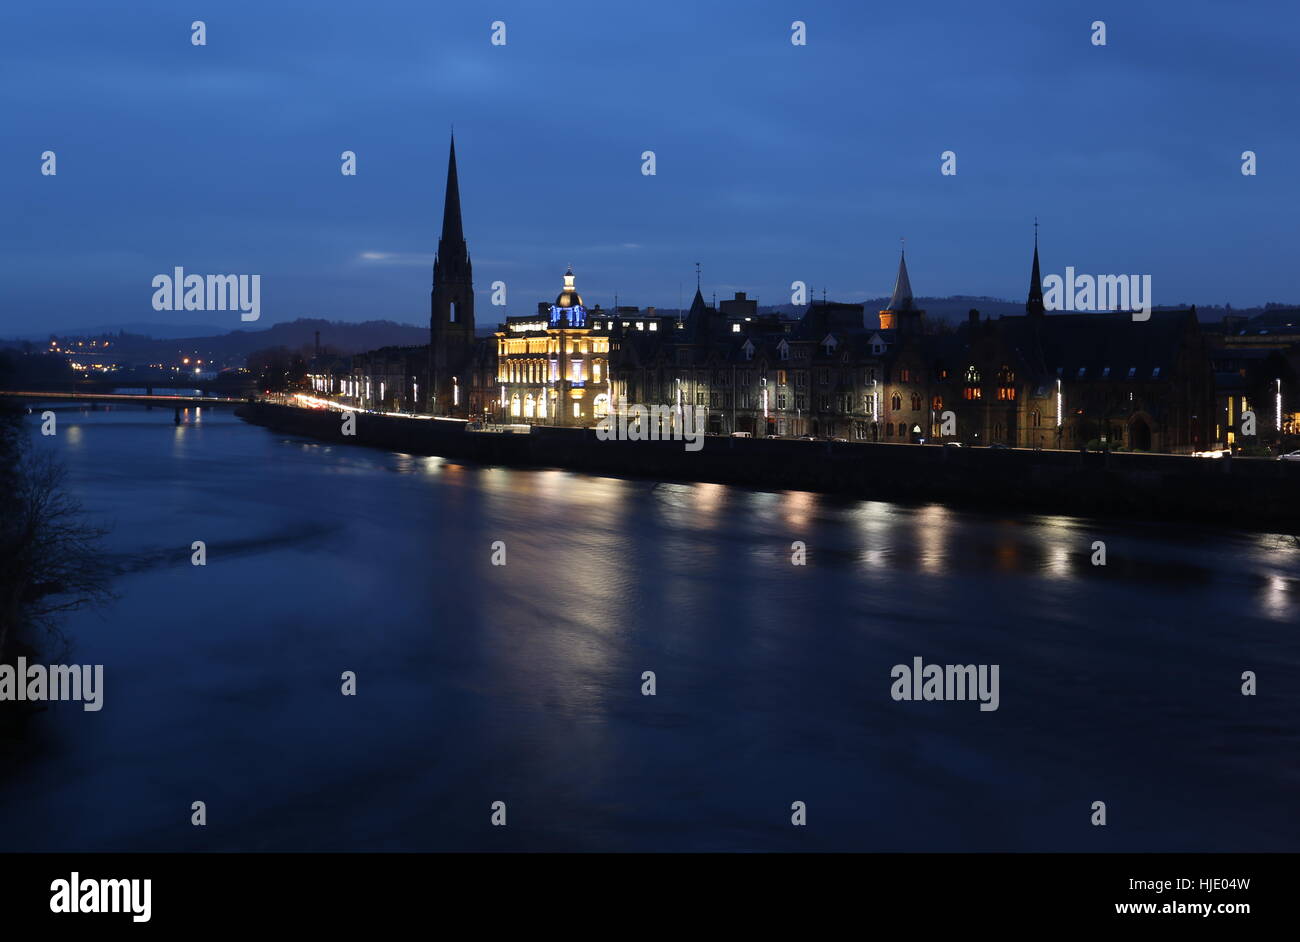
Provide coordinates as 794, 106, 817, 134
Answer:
550, 267, 587, 327
555, 268, 584, 309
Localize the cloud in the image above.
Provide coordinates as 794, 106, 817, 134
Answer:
357, 252, 431, 266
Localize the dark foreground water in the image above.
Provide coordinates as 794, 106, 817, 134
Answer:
2, 404, 1297, 851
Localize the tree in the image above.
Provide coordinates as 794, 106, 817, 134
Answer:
0, 407, 114, 655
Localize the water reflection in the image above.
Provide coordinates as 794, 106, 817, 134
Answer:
2, 406, 1297, 853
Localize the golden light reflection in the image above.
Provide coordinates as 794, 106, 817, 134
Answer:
994, 539, 1020, 573
691, 482, 725, 523
780, 489, 815, 529
1045, 546, 1072, 580
1262, 574, 1292, 621
851, 502, 896, 577
916, 504, 949, 574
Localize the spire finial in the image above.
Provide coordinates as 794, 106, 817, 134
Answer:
695, 261, 701, 289
1034, 216, 1039, 246
900, 236, 905, 256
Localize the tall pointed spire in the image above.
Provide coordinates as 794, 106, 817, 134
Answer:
429, 131, 474, 415
1026, 221, 1045, 317
887, 249, 914, 313
440, 134, 464, 248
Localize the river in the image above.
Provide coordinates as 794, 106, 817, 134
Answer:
1, 403, 1297, 851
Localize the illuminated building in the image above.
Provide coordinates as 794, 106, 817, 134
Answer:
493, 268, 614, 426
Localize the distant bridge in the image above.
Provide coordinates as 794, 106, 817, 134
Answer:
0, 389, 248, 422
13, 374, 256, 397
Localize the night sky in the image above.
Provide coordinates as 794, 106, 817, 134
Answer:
2, 0, 1296, 333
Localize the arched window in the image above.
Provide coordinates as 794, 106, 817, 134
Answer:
887, 422, 895, 436
524, 393, 535, 418
1030, 409, 1040, 427
891, 393, 902, 411
964, 365, 982, 400
997, 365, 1016, 401
931, 395, 943, 411
594, 393, 610, 418
910, 393, 922, 411
510, 394, 521, 417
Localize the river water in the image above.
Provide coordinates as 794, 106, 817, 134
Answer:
1, 403, 1297, 851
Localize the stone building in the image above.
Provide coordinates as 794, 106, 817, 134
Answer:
334, 136, 1216, 454
491, 268, 618, 426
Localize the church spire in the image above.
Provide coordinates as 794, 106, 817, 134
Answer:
429, 131, 474, 416
1026, 221, 1045, 317
887, 248, 914, 313
440, 133, 464, 248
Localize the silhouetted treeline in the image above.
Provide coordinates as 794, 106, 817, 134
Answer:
246, 346, 308, 391
0, 402, 113, 740
0, 350, 74, 390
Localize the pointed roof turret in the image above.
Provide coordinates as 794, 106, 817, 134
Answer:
886, 250, 914, 313
688, 285, 708, 319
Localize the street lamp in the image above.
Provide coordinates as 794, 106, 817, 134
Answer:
1056, 377, 1063, 448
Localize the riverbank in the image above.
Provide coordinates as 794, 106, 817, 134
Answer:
236, 402, 1300, 532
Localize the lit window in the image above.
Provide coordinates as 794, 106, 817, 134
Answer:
573, 403, 580, 418
1077, 367, 1086, 377
648, 322, 657, 331
732, 324, 741, 333
1152, 367, 1161, 378
636, 322, 644, 330
1127, 367, 1136, 378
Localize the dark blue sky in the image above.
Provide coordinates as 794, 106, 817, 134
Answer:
2, 0, 1297, 334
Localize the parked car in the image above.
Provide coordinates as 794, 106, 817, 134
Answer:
730, 431, 753, 438
1278, 450, 1300, 461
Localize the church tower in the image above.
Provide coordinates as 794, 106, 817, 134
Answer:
878, 248, 924, 335
429, 133, 475, 414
